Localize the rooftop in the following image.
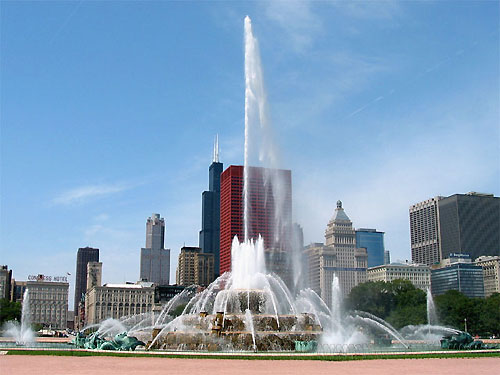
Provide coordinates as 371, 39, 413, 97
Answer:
102, 283, 152, 289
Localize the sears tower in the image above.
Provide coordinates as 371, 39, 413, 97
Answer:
199, 136, 223, 278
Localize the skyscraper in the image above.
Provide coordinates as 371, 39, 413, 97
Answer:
219, 165, 292, 277
220, 165, 244, 274
0, 265, 12, 300
409, 197, 442, 266
438, 193, 499, 260
355, 228, 385, 268
384, 250, 391, 265
140, 214, 170, 285
176, 246, 214, 287
324, 201, 368, 299
146, 213, 165, 250
304, 201, 368, 305
74, 247, 99, 316
410, 192, 500, 265
86, 262, 102, 291
199, 137, 223, 277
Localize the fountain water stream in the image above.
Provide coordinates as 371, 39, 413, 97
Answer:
426, 288, 438, 326
330, 275, 342, 330
3, 290, 35, 345
244, 309, 257, 351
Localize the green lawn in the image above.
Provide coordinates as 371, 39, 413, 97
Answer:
5, 349, 500, 361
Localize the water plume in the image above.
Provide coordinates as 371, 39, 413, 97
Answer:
2, 290, 35, 345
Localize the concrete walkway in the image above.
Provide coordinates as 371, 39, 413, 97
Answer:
1, 355, 499, 375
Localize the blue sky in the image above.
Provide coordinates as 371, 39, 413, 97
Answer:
1, 1, 498, 308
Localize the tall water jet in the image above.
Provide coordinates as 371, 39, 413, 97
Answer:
330, 274, 342, 329
3, 290, 35, 345
426, 288, 438, 326
243, 16, 287, 241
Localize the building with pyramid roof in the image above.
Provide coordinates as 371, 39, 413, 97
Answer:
305, 201, 368, 306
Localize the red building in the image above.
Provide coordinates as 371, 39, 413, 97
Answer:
219, 165, 292, 274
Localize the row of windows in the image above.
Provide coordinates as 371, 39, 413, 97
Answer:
95, 293, 153, 303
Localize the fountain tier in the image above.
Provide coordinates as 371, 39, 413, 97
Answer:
149, 311, 321, 351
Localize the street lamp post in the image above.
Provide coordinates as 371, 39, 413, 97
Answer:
464, 318, 467, 333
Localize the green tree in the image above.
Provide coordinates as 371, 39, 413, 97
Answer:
386, 280, 427, 329
433, 290, 494, 335
346, 279, 427, 328
346, 281, 395, 319
436, 291, 500, 337
0, 298, 21, 325
435, 290, 471, 330
478, 293, 500, 336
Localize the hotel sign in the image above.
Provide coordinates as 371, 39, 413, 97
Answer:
28, 274, 68, 283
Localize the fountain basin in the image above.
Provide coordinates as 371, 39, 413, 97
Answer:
148, 311, 321, 351
152, 331, 322, 351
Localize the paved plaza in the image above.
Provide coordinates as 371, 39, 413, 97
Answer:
1, 355, 499, 375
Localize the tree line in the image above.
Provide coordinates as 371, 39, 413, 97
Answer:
345, 279, 500, 337
0, 299, 21, 326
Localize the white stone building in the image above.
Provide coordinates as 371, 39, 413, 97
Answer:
26, 279, 69, 329
475, 256, 500, 297
367, 263, 431, 290
85, 283, 155, 326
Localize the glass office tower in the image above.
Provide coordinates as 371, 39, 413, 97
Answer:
356, 228, 385, 268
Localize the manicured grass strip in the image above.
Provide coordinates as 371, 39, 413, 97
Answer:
5, 349, 500, 361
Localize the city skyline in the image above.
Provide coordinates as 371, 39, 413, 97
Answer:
1, 2, 498, 308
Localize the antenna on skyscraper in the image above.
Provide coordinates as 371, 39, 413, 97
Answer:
213, 134, 220, 163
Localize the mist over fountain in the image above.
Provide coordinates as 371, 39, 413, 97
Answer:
3, 290, 35, 345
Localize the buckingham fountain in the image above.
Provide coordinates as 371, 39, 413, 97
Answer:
141, 16, 347, 352
71, 17, 446, 353
2, 17, 470, 354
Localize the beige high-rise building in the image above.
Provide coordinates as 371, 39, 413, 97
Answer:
86, 262, 102, 291
305, 201, 367, 307
367, 263, 431, 290
409, 197, 442, 266
176, 246, 214, 287
26, 278, 69, 329
304, 243, 325, 296
475, 256, 500, 297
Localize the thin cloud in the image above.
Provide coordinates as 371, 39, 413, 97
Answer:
263, 0, 322, 52
262, 0, 403, 53
331, 0, 403, 21
345, 34, 483, 119
52, 183, 131, 206
49, 0, 84, 44
273, 50, 392, 131
293, 93, 498, 263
